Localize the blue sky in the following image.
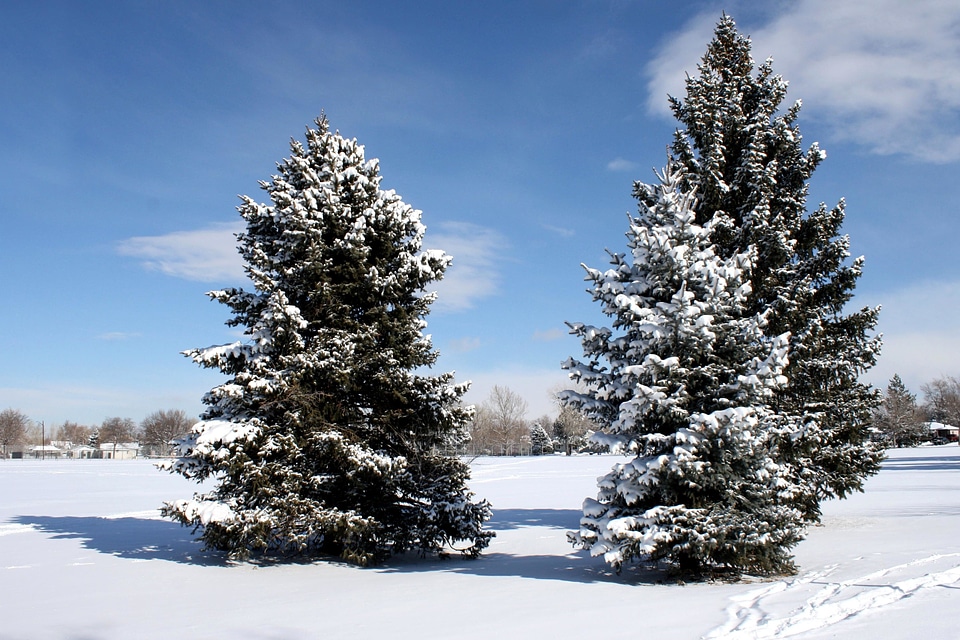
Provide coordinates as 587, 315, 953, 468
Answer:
3, 0, 959, 426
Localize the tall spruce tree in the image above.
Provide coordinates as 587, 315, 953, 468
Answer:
161, 116, 492, 564
564, 15, 882, 575
649, 16, 883, 522
564, 164, 806, 574
874, 375, 925, 447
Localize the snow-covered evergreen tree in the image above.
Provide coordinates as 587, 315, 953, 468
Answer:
529, 421, 553, 456
564, 15, 883, 576
564, 164, 806, 575
652, 15, 883, 523
873, 375, 925, 447
161, 116, 492, 564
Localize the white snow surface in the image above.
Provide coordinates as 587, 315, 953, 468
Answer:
1, 446, 958, 639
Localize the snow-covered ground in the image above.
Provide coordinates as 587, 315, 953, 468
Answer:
1, 446, 957, 639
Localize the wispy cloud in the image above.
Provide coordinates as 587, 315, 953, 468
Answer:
607, 157, 639, 172
646, 0, 960, 162
118, 222, 245, 282
577, 29, 622, 62
446, 337, 482, 353
541, 223, 575, 238
533, 328, 566, 342
96, 332, 141, 342
426, 221, 505, 313
206, 13, 477, 138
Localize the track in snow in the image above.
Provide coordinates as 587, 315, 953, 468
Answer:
705, 553, 960, 639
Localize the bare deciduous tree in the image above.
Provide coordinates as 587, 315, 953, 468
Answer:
140, 409, 195, 456
0, 409, 30, 457
552, 405, 595, 455
99, 416, 137, 458
922, 375, 960, 428
550, 383, 603, 454
468, 386, 529, 455
55, 421, 93, 446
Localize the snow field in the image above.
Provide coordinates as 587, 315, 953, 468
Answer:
1, 446, 958, 639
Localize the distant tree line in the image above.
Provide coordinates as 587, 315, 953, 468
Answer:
0, 409, 197, 458
460, 385, 601, 457
459, 375, 960, 457
456, 374, 960, 458
458, 374, 960, 458
3, 375, 956, 459
457, 372, 960, 457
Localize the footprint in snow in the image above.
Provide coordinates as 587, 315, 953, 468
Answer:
704, 553, 960, 639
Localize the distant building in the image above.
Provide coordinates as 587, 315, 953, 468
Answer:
29, 445, 63, 459
926, 422, 959, 443
66, 445, 98, 459
3, 445, 27, 459
98, 442, 141, 460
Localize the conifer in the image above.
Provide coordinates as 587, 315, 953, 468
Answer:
162, 116, 492, 564
565, 16, 882, 575
660, 16, 883, 520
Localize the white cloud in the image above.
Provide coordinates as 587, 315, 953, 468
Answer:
118, 222, 245, 282
858, 280, 960, 395
426, 221, 505, 313
645, 10, 723, 116
607, 157, 639, 172
120, 218, 504, 312
646, 1, 960, 162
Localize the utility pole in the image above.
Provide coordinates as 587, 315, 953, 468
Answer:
41, 421, 45, 460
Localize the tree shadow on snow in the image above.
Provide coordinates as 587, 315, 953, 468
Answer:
379, 551, 668, 585
12, 515, 228, 566
485, 507, 583, 530
377, 508, 669, 585
881, 455, 960, 472
10, 509, 671, 582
